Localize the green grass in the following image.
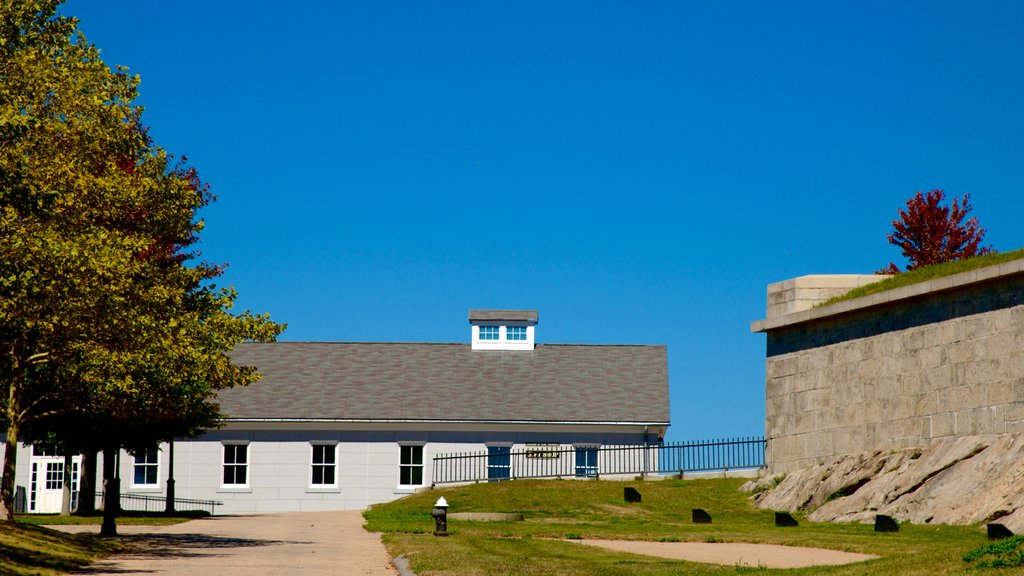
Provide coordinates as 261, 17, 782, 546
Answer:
0, 520, 122, 576
365, 478, 991, 575
821, 248, 1024, 306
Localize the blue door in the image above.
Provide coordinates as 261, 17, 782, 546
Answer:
487, 446, 511, 480
575, 446, 598, 478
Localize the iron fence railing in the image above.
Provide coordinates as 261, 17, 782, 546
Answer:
431, 437, 765, 485
96, 491, 223, 515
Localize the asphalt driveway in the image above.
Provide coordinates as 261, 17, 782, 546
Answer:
54, 510, 398, 575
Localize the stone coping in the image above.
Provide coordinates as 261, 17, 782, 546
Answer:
448, 512, 525, 522
751, 257, 1024, 333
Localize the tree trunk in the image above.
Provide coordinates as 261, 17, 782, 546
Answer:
60, 451, 72, 516
77, 449, 97, 516
100, 447, 119, 537
1, 369, 24, 521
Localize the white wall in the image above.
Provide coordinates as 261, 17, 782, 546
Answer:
9, 425, 659, 514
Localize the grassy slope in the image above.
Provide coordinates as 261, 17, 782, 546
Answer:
0, 520, 121, 576
822, 248, 1024, 306
365, 478, 989, 576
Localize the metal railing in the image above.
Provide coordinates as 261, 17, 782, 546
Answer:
96, 491, 223, 515
431, 437, 765, 485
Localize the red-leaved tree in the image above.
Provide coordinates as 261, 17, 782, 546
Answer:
879, 189, 993, 273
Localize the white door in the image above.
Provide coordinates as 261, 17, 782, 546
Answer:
29, 450, 80, 514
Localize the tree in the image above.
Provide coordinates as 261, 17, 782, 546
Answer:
879, 189, 993, 273
0, 1, 284, 523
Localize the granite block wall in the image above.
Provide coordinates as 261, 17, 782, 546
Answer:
762, 274, 1024, 473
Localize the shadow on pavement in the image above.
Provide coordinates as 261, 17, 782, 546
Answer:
71, 532, 312, 574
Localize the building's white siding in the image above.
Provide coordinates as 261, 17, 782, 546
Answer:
7, 424, 658, 514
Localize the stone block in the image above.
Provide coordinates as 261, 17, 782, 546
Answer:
988, 523, 1014, 540
987, 379, 1016, 406
979, 332, 1016, 358
899, 372, 924, 396
962, 360, 1001, 388
916, 392, 938, 416
891, 397, 915, 420
946, 341, 975, 365
954, 410, 982, 436
766, 378, 783, 399
796, 389, 828, 412
924, 364, 953, 392
875, 515, 900, 532
775, 511, 799, 527
942, 386, 972, 412
933, 407, 954, 434
793, 411, 819, 435
767, 357, 799, 379
692, 508, 712, 524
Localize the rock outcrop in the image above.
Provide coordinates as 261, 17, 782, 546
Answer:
742, 434, 1024, 533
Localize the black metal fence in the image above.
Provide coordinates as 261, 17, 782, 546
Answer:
431, 436, 765, 485
96, 491, 223, 515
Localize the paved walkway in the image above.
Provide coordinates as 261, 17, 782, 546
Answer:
53, 510, 398, 575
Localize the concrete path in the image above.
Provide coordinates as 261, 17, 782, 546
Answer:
53, 510, 398, 575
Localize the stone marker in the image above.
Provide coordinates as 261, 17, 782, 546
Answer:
874, 515, 899, 532
624, 487, 642, 503
987, 523, 1014, 540
692, 508, 712, 524
775, 512, 799, 527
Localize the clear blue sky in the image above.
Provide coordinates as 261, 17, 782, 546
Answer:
63, 1, 1024, 442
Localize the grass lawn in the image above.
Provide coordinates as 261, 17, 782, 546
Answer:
0, 520, 121, 576
1, 512, 198, 575
822, 247, 1024, 306
365, 478, 993, 575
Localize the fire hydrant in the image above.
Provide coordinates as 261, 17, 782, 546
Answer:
431, 496, 449, 536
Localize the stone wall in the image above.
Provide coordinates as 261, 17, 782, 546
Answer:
753, 260, 1024, 473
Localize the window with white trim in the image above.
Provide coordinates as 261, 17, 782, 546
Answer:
132, 447, 160, 487
399, 445, 424, 486
222, 444, 248, 486
507, 326, 527, 341
479, 325, 500, 341
311, 444, 337, 487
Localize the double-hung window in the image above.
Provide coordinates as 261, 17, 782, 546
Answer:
479, 326, 500, 341
311, 444, 337, 487
399, 445, 424, 486
133, 447, 160, 487
223, 444, 248, 487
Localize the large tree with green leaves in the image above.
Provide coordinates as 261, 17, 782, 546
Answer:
0, 1, 284, 522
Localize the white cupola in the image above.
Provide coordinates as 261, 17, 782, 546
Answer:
469, 309, 538, 351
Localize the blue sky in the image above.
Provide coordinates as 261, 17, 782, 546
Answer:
63, 1, 1024, 441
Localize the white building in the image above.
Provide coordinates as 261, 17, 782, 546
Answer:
9, 310, 669, 514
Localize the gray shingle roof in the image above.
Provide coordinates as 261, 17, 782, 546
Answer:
468, 309, 539, 322
220, 342, 668, 424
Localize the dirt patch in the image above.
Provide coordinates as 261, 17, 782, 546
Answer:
569, 540, 879, 568
596, 504, 650, 516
